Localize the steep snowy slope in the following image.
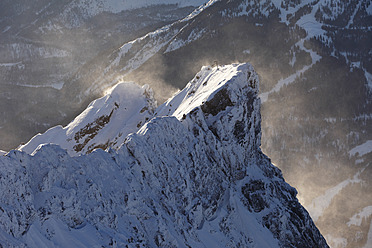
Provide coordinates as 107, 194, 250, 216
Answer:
19, 82, 156, 156
1, 63, 328, 247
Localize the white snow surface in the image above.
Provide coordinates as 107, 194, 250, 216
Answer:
349, 140, 372, 157
347, 206, 372, 227
4, 82, 64, 90
226, 0, 329, 39
164, 28, 206, 53
1, 63, 327, 247
156, 63, 259, 119
346, 0, 363, 28
0, 62, 23, 67
363, 220, 372, 248
2, 43, 71, 60
367, 2, 372, 15
364, 69, 372, 91
295, 1, 326, 38
0, 150, 6, 156
19, 82, 156, 156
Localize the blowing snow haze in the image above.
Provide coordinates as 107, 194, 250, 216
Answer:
1, 0, 372, 247
0, 0, 208, 151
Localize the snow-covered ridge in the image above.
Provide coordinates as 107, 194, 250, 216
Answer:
20, 63, 257, 157
19, 82, 156, 156
157, 63, 259, 119
2, 63, 328, 247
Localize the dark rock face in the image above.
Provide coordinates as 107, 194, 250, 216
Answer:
73, 110, 114, 152
241, 177, 327, 248
201, 88, 234, 116
242, 180, 268, 212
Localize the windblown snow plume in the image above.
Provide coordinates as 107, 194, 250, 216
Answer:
1, 63, 328, 247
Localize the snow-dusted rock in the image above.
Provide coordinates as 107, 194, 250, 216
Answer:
19, 82, 156, 156
0, 63, 328, 247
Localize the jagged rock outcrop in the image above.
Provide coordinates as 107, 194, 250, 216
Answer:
0, 63, 328, 247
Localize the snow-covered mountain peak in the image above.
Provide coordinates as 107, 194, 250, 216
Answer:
157, 63, 259, 120
18, 82, 156, 156
1, 63, 328, 247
